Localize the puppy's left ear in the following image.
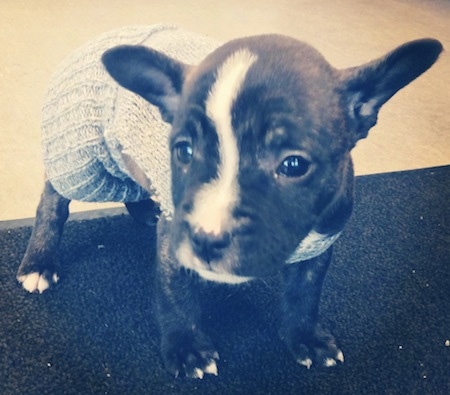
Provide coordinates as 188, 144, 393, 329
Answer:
341, 38, 443, 144
102, 45, 190, 123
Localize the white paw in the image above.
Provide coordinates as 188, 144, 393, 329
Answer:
297, 350, 344, 369
324, 357, 337, 367
192, 359, 219, 379
336, 350, 345, 363
298, 357, 313, 369
204, 359, 219, 376
18, 272, 59, 293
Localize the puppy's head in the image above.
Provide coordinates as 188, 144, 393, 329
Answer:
103, 35, 442, 283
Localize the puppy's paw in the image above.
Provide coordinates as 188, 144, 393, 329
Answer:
162, 330, 219, 379
283, 324, 344, 369
17, 271, 59, 293
296, 344, 344, 369
17, 253, 60, 293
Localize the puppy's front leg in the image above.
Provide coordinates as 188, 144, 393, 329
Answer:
280, 247, 344, 369
155, 218, 219, 379
17, 180, 70, 293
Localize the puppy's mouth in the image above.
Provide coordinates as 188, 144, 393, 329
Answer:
175, 238, 253, 284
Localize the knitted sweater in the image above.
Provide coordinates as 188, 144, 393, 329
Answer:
42, 24, 221, 217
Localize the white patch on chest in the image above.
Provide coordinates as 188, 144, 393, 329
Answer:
187, 49, 257, 236
285, 230, 342, 264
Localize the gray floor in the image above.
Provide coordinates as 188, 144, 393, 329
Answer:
1, 0, 449, 221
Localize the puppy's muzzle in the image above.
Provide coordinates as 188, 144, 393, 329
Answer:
190, 228, 232, 264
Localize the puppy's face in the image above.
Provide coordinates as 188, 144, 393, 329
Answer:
168, 37, 353, 283
102, 34, 442, 283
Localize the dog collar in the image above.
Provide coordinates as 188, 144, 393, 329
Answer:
285, 231, 342, 264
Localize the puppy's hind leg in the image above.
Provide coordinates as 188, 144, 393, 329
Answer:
17, 180, 70, 293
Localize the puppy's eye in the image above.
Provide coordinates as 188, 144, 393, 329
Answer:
174, 141, 193, 165
277, 155, 311, 178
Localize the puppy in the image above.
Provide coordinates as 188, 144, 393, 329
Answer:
17, 25, 442, 378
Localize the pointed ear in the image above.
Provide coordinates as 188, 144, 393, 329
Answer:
341, 38, 443, 144
102, 45, 190, 123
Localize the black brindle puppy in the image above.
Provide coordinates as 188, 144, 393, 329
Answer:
18, 31, 442, 378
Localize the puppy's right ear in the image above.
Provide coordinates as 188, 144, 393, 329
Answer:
102, 45, 189, 123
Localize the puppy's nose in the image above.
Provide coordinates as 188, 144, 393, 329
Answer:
191, 229, 231, 264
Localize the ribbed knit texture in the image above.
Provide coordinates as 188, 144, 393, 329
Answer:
42, 24, 221, 217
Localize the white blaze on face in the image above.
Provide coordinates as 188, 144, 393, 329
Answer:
187, 49, 258, 235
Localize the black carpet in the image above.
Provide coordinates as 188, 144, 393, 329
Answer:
1, 166, 449, 395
